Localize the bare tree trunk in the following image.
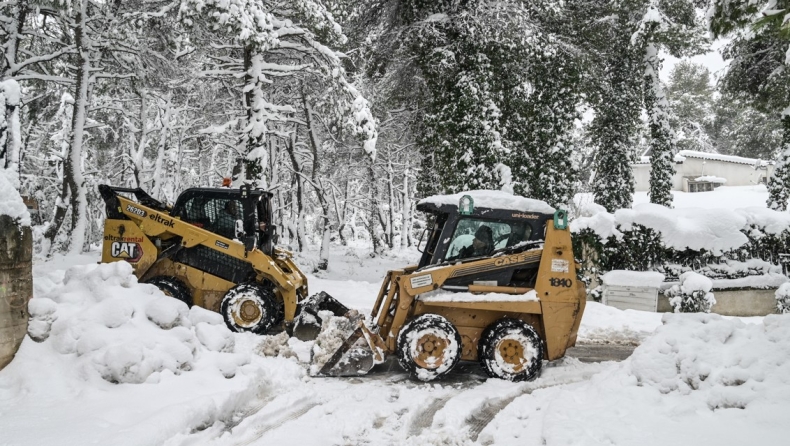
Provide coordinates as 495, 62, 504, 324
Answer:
385, 158, 395, 249
302, 86, 332, 270
151, 92, 173, 199
285, 133, 305, 252
65, 0, 90, 255
131, 87, 149, 187
401, 160, 411, 248
366, 159, 383, 255
43, 0, 90, 255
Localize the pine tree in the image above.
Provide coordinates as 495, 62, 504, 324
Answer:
768, 116, 790, 210
711, 0, 790, 210
667, 62, 716, 153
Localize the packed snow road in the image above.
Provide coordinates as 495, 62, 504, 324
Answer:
1, 248, 788, 446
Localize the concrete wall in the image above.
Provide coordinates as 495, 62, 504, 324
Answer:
0, 215, 33, 371
656, 288, 777, 317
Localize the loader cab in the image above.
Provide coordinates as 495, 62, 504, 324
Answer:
415, 192, 553, 286
171, 187, 275, 256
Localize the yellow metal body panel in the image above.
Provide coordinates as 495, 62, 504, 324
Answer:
101, 195, 308, 322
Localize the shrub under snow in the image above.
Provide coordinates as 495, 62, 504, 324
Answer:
666, 271, 716, 313
27, 262, 248, 383
776, 283, 790, 314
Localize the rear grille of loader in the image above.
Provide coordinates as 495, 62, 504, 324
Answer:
173, 245, 256, 284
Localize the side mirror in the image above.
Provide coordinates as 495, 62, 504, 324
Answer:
416, 228, 428, 253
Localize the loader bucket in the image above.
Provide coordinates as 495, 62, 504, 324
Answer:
310, 324, 376, 377
292, 291, 354, 341
292, 291, 379, 377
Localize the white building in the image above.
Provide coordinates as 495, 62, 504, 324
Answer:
633, 150, 774, 193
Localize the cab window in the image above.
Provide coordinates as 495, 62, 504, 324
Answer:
445, 218, 533, 261
176, 196, 244, 240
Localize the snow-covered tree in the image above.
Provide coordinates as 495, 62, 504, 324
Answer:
711, 0, 790, 210
667, 62, 716, 153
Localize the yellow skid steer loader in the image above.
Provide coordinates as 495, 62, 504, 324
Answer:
99, 184, 308, 334
296, 191, 587, 382
100, 185, 584, 382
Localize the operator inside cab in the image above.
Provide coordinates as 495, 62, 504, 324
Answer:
458, 225, 494, 259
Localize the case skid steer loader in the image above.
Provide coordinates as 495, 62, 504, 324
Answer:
98, 184, 308, 334
297, 191, 587, 382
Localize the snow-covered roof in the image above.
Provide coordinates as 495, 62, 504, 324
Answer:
694, 175, 727, 184
417, 190, 555, 214
678, 150, 771, 166
634, 150, 772, 167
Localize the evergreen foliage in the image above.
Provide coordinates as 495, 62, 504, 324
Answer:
410, 2, 583, 206
667, 62, 716, 153
711, 0, 790, 210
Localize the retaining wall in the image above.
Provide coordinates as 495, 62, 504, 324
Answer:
0, 215, 33, 370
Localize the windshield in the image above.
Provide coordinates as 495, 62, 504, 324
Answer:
445, 218, 533, 261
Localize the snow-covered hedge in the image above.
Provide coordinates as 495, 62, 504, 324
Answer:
572, 203, 790, 289
776, 283, 790, 314
666, 271, 716, 313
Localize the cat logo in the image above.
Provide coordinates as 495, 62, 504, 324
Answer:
110, 241, 142, 262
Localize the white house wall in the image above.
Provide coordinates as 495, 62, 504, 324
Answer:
632, 157, 773, 192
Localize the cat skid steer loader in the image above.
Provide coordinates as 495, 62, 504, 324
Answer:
296, 191, 587, 382
99, 184, 308, 334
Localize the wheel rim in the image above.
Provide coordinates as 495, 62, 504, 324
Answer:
413, 333, 449, 370
494, 335, 536, 374
229, 294, 264, 328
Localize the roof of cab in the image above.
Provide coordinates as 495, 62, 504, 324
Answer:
416, 190, 555, 216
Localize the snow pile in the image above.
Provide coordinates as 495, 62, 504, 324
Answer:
577, 302, 663, 345
0, 168, 30, 225
776, 283, 790, 314
541, 313, 790, 445
418, 189, 555, 214
601, 270, 665, 288
26, 262, 248, 383
666, 271, 716, 314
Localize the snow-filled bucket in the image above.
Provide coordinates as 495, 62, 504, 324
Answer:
0, 215, 33, 370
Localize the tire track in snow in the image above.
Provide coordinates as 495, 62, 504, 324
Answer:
408, 392, 458, 436
232, 398, 321, 446
223, 394, 276, 432
464, 363, 608, 442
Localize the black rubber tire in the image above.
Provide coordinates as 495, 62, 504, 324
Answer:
145, 276, 192, 307
478, 318, 543, 382
220, 283, 282, 334
396, 314, 462, 381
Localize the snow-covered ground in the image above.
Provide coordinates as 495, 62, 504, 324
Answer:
2, 243, 788, 446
